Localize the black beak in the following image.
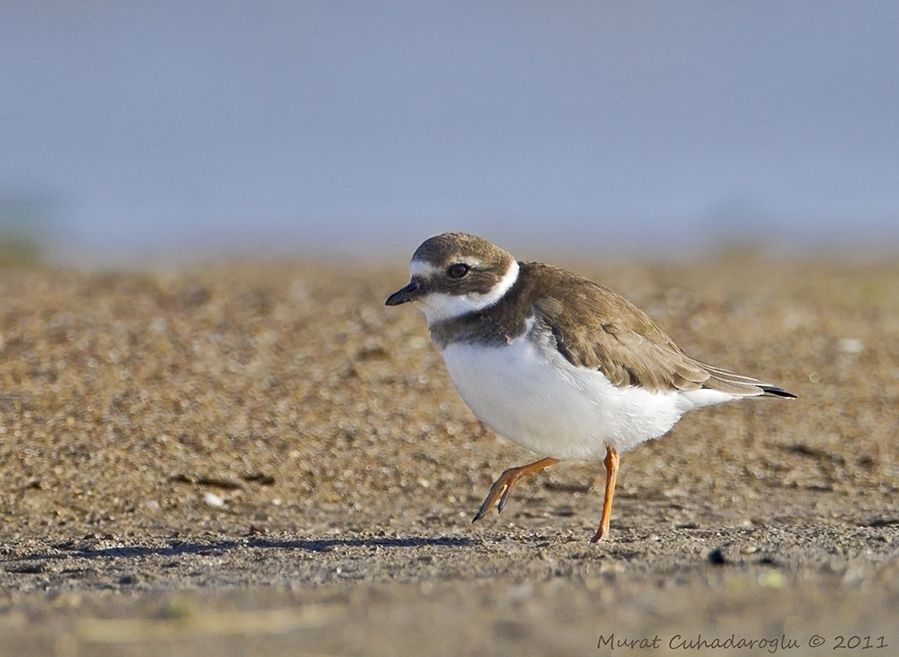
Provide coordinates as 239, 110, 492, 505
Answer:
385, 280, 423, 306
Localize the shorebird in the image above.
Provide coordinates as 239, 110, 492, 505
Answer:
386, 233, 795, 541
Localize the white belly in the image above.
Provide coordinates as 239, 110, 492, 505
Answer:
440, 331, 736, 460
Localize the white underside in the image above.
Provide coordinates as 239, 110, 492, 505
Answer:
440, 322, 739, 460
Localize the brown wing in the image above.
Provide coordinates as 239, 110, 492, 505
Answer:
527, 263, 789, 396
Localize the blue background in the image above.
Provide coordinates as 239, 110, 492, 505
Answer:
2, 2, 897, 260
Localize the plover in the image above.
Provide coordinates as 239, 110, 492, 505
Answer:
386, 233, 795, 542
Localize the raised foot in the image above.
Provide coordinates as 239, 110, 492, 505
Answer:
471, 457, 560, 524
471, 468, 519, 523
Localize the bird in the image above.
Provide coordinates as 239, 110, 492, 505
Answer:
385, 232, 795, 542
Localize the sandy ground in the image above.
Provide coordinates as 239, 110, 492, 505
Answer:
0, 253, 896, 656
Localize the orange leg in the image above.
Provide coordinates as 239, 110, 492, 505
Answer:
591, 446, 619, 542
472, 457, 559, 522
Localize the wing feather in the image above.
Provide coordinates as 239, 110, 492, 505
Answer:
527, 263, 783, 396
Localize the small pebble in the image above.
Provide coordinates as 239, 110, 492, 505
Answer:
837, 338, 864, 354
203, 492, 225, 508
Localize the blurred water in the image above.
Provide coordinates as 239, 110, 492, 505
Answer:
2, 2, 898, 261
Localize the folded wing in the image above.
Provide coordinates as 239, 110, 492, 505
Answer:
528, 264, 795, 398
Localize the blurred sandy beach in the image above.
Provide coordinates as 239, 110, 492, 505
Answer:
0, 254, 895, 655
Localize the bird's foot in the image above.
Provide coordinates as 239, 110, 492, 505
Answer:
590, 524, 609, 543
472, 467, 520, 522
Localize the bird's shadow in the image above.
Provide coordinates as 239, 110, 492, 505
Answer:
5, 535, 472, 564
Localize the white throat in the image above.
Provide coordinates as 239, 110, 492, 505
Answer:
413, 259, 520, 325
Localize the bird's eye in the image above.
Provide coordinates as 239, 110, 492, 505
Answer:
447, 263, 471, 279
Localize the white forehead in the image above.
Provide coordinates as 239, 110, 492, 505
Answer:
410, 257, 484, 277
412, 259, 520, 325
